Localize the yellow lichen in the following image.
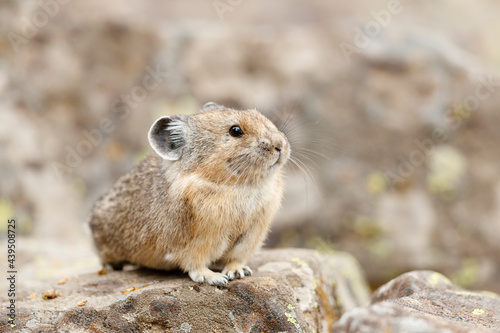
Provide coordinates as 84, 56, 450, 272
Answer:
307, 237, 336, 254
291, 257, 309, 268
366, 171, 387, 194
451, 103, 472, 121
448, 290, 479, 297
428, 272, 452, 287
472, 309, 485, 315
452, 258, 479, 288
427, 145, 466, 199
285, 312, 297, 324
366, 239, 392, 259
481, 291, 500, 299
353, 216, 383, 239
0, 199, 14, 232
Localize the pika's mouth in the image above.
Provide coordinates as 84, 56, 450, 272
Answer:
270, 151, 283, 168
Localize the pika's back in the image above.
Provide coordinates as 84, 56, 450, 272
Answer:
89, 103, 290, 285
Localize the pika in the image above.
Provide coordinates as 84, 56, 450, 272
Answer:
88, 102, 290, 286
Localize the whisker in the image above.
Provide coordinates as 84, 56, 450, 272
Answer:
290, 151, 320, 169
289, 156, 322, 205
287, 157, 311, 206
278, 107, 298, 134
277, 90, 304, 134
291, 147, 334, 161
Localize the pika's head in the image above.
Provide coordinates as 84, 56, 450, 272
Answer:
148, 102, 290, 185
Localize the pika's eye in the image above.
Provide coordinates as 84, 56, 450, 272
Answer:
229, 125, 244, 137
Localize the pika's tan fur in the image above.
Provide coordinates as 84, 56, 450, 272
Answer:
88, 103, 290, 285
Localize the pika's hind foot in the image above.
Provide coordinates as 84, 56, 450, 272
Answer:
222, 263, 253, 280
189, 268, 228, 286
99, 262, 125, 273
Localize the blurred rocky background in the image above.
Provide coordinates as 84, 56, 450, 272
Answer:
1, 0, 500, 294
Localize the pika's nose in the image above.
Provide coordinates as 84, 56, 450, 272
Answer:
273, 138, 287, 153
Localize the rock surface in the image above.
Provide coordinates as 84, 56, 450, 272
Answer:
333, 270, 500, 333
0, 249, 370, 332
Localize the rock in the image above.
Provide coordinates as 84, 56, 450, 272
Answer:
0, 249, 370, 332
333, 270, 500, 333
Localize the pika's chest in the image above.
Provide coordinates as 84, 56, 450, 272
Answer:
178, 175, 279, 226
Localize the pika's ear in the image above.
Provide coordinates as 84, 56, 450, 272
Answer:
148, 115, 187, 160
200, 102, 225, 112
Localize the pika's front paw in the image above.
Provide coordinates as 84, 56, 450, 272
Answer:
222, 263, 253, 280
188, 269, 228, 286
